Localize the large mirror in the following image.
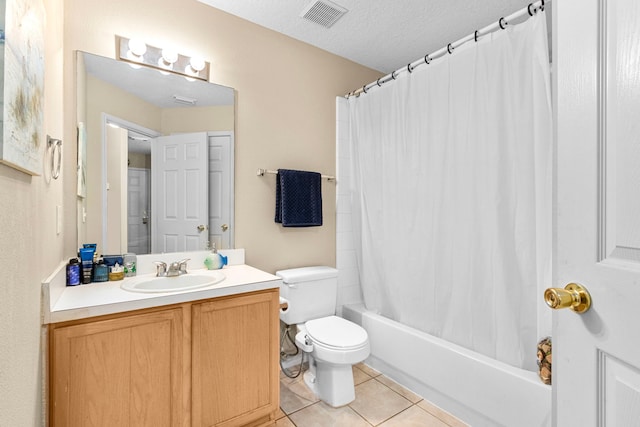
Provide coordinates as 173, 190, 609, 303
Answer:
77, 51, 235, 256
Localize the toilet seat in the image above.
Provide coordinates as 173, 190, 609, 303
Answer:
305, 316, 368, 350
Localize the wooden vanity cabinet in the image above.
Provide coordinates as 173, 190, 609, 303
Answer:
49, 288, 280, 427
192, 290, 280, 427
49, 307, 186, 427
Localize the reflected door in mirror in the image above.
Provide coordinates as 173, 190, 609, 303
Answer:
208, 133, 233, 249
151, 132, 209, 253
128, 168, 151, 254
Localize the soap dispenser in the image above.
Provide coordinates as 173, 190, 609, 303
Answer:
204, 241, 228, 270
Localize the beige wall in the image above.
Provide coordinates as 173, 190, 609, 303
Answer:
0, 1, 380, 424
162, 105, 234, 134
0, 0, 64, 425
129, 152, 151, 169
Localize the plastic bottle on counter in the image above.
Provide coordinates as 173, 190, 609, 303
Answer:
66, 258, 81, 286
78, 247, 95, 284
93, 259, 109, 282
123, 253, 137, 277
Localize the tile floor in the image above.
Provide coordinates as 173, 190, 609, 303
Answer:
277, 362, 468, 427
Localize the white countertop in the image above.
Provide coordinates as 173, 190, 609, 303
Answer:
42, 250, 282, 324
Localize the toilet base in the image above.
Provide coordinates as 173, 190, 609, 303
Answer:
304, 356, 356, 407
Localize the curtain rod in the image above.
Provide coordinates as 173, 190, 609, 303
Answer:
345, 0, 548, 98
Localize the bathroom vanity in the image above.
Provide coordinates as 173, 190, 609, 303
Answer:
43, 251, 281, 427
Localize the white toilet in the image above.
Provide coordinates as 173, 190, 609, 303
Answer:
277, 266, 370, 407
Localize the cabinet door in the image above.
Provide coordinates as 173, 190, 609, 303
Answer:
50, 308, 185, 427
192, 290, 279, 427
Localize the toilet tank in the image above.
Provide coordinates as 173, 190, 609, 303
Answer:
277, 266, 338, 325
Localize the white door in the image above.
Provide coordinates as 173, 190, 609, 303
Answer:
207, 132, 234, 249
151, 132, 209, 253
127, 167, 150, 255
555, 0, 640, 425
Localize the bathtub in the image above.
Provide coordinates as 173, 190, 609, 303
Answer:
342, 304, 552, 427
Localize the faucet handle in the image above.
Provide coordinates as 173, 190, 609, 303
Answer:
177, 258, 190, 274
153, 261, 167, 277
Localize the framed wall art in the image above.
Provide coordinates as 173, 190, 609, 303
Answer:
0, 0, 45, 176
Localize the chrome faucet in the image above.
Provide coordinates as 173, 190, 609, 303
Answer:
154, 259, 190, 277
153, 261, 167, 277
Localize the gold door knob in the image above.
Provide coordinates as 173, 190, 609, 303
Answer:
197, 224, 208, 232
544, 283, 592, 314
221, 224, 229, 232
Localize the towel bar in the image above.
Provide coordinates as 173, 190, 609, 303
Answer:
257, 168, 335, 182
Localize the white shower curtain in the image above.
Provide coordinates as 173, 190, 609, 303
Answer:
348, 14, 552, 369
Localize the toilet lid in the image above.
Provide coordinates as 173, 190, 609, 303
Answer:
305, 316, 368, 349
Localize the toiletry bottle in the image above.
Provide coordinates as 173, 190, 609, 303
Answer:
78, 247, 95, 284
204, 242, 228, 270
123, 253, 137, 277
66, 258, 81, 286
93, 258, 109, 282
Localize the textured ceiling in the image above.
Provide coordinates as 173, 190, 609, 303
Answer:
197, 0, 542, 73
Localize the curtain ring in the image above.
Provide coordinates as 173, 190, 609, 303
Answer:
447, 43, 454, 54
527, 3, 535, 16
474, 30, 479, 42
499, 17, 507, 30
424, 54, 431, 64
362, 85, 368, 94
540, 0, 545, 11
377, 78, 382, 87
407, 63, 414, 73
391, 70, 397, 80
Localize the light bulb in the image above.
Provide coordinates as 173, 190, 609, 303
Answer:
189, 56, 205, 72
161, 48, 178, 65
127, 38, 147, 57
157, 57, 173, 71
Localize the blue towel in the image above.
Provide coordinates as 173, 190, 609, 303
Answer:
275, 169, 323, 227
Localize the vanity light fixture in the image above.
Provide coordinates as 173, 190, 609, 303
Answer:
116, 35, 210, 81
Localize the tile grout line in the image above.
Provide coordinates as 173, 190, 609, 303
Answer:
281, 365, 464, 427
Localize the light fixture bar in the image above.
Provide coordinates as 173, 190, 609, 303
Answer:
116, 35, 210, 81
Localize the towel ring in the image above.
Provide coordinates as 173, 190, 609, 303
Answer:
48, 135, 62, 180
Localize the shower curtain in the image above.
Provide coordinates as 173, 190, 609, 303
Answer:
348, 14, 552, 369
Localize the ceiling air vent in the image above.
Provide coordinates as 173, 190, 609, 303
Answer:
300, 0, 347, 29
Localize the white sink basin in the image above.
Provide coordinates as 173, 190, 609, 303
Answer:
121, 271, 226, 293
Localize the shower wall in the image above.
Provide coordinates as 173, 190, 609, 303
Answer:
335, 97, 363, 313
